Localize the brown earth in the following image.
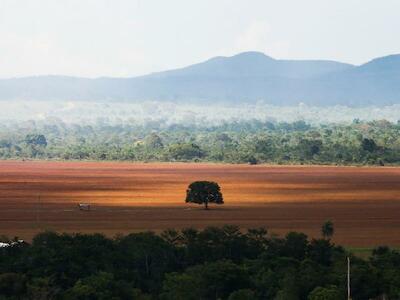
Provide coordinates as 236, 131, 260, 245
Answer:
0, 160, 400, 247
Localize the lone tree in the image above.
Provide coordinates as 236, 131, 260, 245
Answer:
185, 181, 223, 210
321, 220, 334, 239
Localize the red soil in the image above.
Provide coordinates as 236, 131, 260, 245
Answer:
0, 161, 400, 246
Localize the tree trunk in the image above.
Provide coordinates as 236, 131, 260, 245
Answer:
205, 201, 209, 210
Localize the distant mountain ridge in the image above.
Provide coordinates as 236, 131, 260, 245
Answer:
1, 51, 400, 106
145, 52, 354, 79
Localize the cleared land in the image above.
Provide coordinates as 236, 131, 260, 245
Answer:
1, 161, 400, 247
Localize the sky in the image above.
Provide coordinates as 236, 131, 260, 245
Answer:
0, 0, 400, 78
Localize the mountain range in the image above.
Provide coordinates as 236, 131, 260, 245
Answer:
1, 51, 400, 106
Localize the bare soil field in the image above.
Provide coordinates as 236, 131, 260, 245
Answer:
1, 161, 400, 247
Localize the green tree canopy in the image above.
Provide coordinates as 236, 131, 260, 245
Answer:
144, 133, 164, 149
308, 285, 342, 300
162, 260, 249, 300
321, 220, 334, 240
228, 289, 255, 300
0, 228, 398, 299
24, 134, 47, 147
185, 181, 223, 209
168, 143, 204, 160
362, 138, 378, 152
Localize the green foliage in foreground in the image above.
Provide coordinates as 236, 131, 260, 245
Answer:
1, 227, 400, 299
1, 119, 400, 165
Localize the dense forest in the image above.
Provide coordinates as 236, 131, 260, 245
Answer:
0, 226, 399, 299
0, 119, 399, 165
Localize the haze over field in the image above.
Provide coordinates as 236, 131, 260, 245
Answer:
1, 101, 400, 126
1, 51, 400, 125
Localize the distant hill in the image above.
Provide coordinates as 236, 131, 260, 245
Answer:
146, 52, 353, 79
1, 52, 400, 106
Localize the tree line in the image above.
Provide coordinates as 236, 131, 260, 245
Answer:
0, 225, 400, 299
0, 119, 400, 165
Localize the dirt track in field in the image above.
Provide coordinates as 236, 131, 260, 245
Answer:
0, 161, 400, 247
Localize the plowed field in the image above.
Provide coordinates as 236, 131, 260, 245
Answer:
1, 161, 399, 246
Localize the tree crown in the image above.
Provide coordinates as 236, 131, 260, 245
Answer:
185, 181, 223, 207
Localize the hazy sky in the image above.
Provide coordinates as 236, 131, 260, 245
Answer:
1, 0, 400, 78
